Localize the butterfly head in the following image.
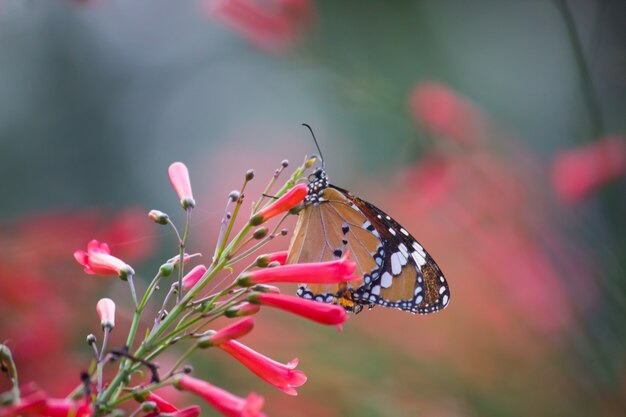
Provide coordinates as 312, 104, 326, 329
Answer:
305, 167, 329, 205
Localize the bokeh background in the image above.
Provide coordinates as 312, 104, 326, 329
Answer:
1, 0, 625, 416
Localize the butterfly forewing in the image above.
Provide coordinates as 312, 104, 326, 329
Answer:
287, 168, 450, 315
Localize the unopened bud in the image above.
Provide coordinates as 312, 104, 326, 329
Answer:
253, 227, 268, 239
96, 298, 116, 330
280, 228, 289, 236
182, 364, 194, 374
255, 255, 270, 268
229, 190, 240, 202
141, 401, 157, 412
245, 169, 255, 181
160, 262, 174, 277
148, 210, 169, 225
86, 334, 97, 346
251, 284, 281, 293
267, 261, 281, 268
236, 274, 254, 287
281, 159, 289, 168
0, 344, 13, 364
305, 156, 317, 168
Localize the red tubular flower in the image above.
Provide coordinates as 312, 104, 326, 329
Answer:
238, 253, 358, 286
225, 302, 261, 318
74, 240, 134, 279
249, 183, 308, 225
0, 390, 47, 417
170, 406, 202, 417
168, 253, 202, 266
143, 392, 178, 413
218, 340, 307, 395
96, 298, 116, 329
175, 375, 266, 417
199, 317, 255, 347
168, 162, 196, 209
268, 250, 288, 265
181, 265, 208, 290
249, 292, 347, 329
551, 136, 626, 203
43, 398, 92, 417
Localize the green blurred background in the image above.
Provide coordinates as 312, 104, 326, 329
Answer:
1, 1, 625, 416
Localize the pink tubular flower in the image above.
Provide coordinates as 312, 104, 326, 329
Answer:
225, 302, 261, 318
249, 292, 347, 329
218, 340, 307, 395
199, 317, 255, 347
249, 183, 308, 225
237, 253, 358, 286
96, 298, 116, 329
181, 264, 208, 290
74, 240, 134, 279
175, 375, 266, 417
43, 398, 92, 417
169, 162, 196, 209
551, 136, 626, 203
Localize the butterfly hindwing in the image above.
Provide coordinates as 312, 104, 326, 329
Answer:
347, 193, 450, 314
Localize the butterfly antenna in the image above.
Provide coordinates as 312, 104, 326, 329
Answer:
302, 123, 325, 168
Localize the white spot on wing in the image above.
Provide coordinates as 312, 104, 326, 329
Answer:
389, 228, 396, 236
442, 294, 449, 305
400, 228, 409, 236
380, 272, 393, 288
411, 251, 427, 266
391, 253, 402, 274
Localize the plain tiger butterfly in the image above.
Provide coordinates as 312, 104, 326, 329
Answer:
286, 124, 450, 314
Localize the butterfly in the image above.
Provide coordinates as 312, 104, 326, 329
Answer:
286, 126, 450, 314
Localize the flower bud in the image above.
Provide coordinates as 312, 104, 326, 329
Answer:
229, 190, 241, 202
182, 364, 194, 374
245, 169, 255, 181
251, 284, 280, 293
168, 162, 195, 209
304, 156, 317, 168
86, 334, 97, 346
148, 210, 169, 225
141, 401, 157, 412
96, 298, 116, 330
281, 159, 289, 168
160, 262, 174, 277
255, 254, 270, 268
253, 227, 268, 240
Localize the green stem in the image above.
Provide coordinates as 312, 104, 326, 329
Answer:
554, 0, 605, 138
127, 275, 139, 311
165, 344, 197, 378
177, 209, 192, 303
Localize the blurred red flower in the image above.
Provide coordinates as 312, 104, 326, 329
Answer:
409, 81, 486, 148
203, 0, 315, 53
0, 208, 154, 396
551, 135, 626, 203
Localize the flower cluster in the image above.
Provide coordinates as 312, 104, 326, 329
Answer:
0, 159, 354, 417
